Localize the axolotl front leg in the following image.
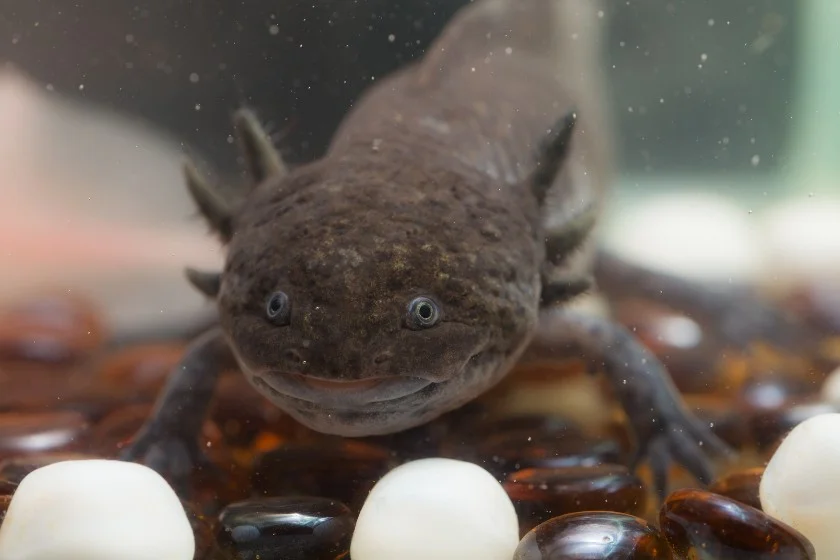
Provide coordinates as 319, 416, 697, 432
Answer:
119, 110, 284, 495
523, 117, 734, 500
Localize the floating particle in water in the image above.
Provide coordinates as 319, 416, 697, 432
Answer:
269, 24, 279, 36
751, 155, 761, 166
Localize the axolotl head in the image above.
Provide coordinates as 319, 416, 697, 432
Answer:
213, 156, 544, 437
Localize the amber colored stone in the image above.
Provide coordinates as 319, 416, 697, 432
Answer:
0, 494, 10, 524
252, 440, 392, 511
0, 294, 104, 365
514, 511, 673, 559
682, 394, 750, 449
709, 467, 764, 511
750, 400, 838, 451
0, 453, 100, 484
660, 488, 815, 559
216, 497, 354, 560
473, 432, 624, 480
211, 374, 294, 447
0, 412, 90, 458
0, 479, 16, 495
505, 465, 647, 534
439, 412, 583, 461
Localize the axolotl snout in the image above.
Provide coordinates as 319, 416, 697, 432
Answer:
122, 0, 736, 498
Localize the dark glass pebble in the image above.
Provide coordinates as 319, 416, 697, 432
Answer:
682, 394, 750, 449
660, 488, 815, 559
0, 479, 16, 494
750, 400, 838, 451
504, 465, 647, 533
0, 494, 10, 524
439, 412, 583, 461
0, 453, 99, 484
709, 467, 764, 511
514, 511, 673, 559
252, 440, 392, 511
738, 373, 815, 412
0, 412, 90, 458
216, 497, 354, 560
0, 294, 104, 365
475, 432, 624, 480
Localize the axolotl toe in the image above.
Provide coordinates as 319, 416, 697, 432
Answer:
121, 0, 736, 499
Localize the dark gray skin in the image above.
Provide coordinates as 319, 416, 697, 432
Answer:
122, 0, 748, 498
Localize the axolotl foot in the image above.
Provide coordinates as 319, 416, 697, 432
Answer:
526, 307, 736, 500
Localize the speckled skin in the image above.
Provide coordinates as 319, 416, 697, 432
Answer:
219, 0, 607, 435
122, 0, 736, 498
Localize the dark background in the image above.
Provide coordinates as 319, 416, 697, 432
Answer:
0, 0, 798, 179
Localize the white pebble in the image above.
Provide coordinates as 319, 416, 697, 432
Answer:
0, 460, 194, 560
760, 413, 840, 558
350, 458, 519, 560
601, 191, 767, 284
821, 366, 840, 406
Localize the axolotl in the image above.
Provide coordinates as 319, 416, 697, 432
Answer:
121, 0, 739, 497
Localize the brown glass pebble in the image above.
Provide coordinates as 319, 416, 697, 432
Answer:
252, 440, 392, 511
216, 496, 354, 560
660, 488, 815, 559
474, 432, 624, 480
750, 400, 838, 451
0, 412, 90, 458
0, 294, 104, 365
0, 453, 99, 484
95, 343, 185, 401
682, 394, 750, 449
505, 465, 647, 533
709, 467, 764, 511
0, 494, 10, 524
514, 511, 673, 559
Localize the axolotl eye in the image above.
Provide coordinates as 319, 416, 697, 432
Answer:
266, 291, 292, 326
406, 296, 441, 330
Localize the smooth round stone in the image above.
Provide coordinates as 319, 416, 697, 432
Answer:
760, 412, 840, 558
504, 465, 646, 533
217, 497, 354, 560
476, 432, 624, 480
351, 458, 519, 560
821, 365, 840, 406
0, 294, 104, 365
709, 467, 764, 511
661, 488, 815, 559
738, 373, 813, 412
514, 512, 673, 559
0, 412, 89, 458
252, 440, 392, 510
0, 459, 194, 560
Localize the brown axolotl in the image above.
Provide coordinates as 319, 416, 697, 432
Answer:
121, 0, 749, 498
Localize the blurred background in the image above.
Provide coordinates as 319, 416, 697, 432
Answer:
0, 0, 838, 338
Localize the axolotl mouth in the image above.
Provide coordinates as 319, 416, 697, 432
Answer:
241, 352, 493, 437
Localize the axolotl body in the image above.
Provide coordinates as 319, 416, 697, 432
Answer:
122, 0, 735, 497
